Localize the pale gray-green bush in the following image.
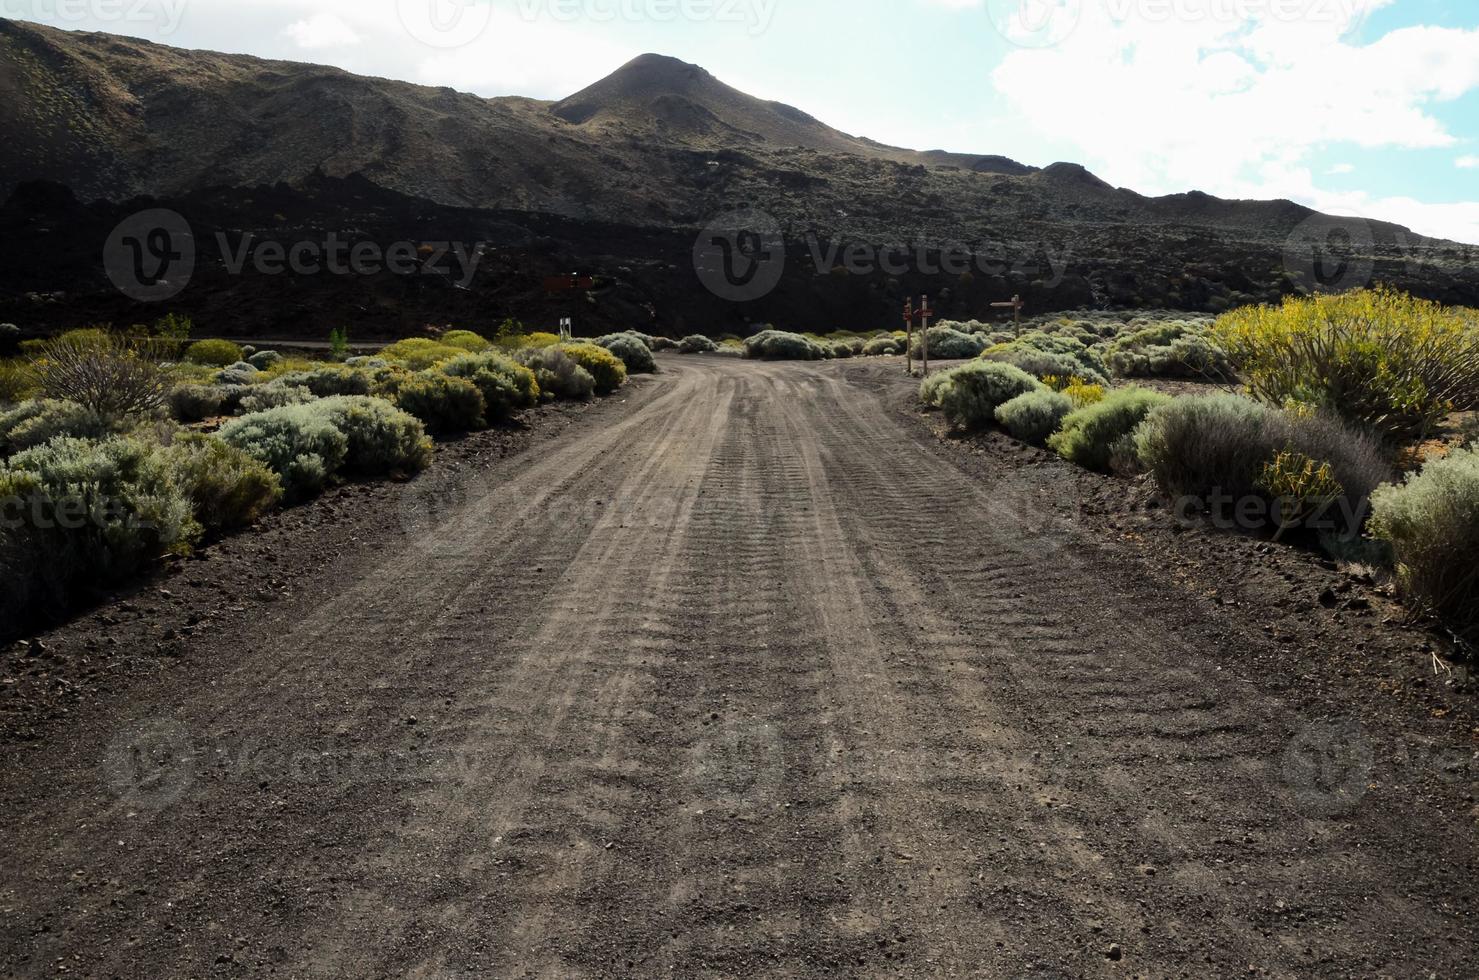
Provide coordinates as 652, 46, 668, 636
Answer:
678, 335, 719, 354
995, 390, 1074, 445
516, 347, 595, 401
312, 396, 432, 476
1050, 387, 1172, 472
168, 384, 230, 423
920, 362, 1043, 430
596, 334, 657, 374
442, 352, 540, 418
218, 404, 350, 499
238, 383, 316, 414
743, 330, 828, 360
909, 327, 987, 360
862, 335, 903, 356
0, 399, 112, 456
274, 367, 372, 398
247, 350, 283, 370
215, 362, 260, 386
1370, 447, 1479, 649
393, 372, 486, 433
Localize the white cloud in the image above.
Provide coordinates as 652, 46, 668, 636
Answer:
283, 13, 362, 49
1458, 155, 1479, 170
989, 0, 1479, 241
1326, 163, 1355, 175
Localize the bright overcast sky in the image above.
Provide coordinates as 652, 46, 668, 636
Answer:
13, 0, 1479, 243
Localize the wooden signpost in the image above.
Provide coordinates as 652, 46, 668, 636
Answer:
903, 297, 914, 375
918, 294, 934, 376
559, 317, 573, 342
992, 293, 1025, 329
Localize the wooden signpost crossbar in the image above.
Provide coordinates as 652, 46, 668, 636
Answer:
992, 293, 1025, 329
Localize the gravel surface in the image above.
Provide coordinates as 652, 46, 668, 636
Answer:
1, 355, 1475, 978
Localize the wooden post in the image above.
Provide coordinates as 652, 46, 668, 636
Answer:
903, 297, 914, 375
991, 294, 1025, 331
919, 294, 933, 376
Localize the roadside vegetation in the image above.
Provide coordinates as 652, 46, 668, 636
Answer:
918, 288, 1479, 655
0, 320, 651, 639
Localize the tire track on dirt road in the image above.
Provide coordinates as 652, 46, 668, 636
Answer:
1, 356, 1475, 978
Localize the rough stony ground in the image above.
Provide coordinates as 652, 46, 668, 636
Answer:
1, 355, 1476, 978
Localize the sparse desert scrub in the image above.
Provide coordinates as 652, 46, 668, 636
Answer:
1104, 321, 1232, 380
556, 343, 627, 394
678, 335, 719, 354
393, 372, 487, 434
0, 399, 111, 455
1134, 395, 1389, 529
0, 436, 200, 629
441, 330, 492, 352
921, 362, 1044, 431
442, 351, 542, 417
380, 338, 466, 371
238, 383, 316, 414
743, 330, 828, 361
1370, 446, 1479, 649
995, 390, 1073, 445
516, 346, 596, 401
1213, 288, 1479, 440
33, 332, 171, 419
595, 334, 657, 374
273, 367, 373, 397
862, 335, 903, 356
312, 396, 432, 477
981, 331, 1108, 384
215, 362, 261, 386
219, 405, 350, 500
1049, 387, 1172, 472
164, 432, 282, 533
184, 339, 245, 367
909, 327, 987, 360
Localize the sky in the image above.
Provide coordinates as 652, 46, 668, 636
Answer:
11, 0, 1479, 243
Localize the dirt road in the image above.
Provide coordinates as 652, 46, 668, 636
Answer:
2, 356, 1475, 977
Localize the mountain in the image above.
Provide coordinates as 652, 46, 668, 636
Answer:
1, 17, 1475, 337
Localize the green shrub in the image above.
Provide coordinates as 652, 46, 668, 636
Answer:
238, 383, 316, 414
647, 336, 678, 352
247, 350, 282, 370
0, 399, 111, 455
1134, 395, 1390, 532
184, 339, 245, 367
982, 331, 1108, 383
442, 352, 541, 419
274, 367, 372, 397
380, 338, 464, 371
394, 372, 486, 433
0, 358, 35, 404
167, 385, 231, 423
312, 396, 432, 476
0, 437, 199, 632
54, 328, 113, 350
1214, 288, 1479, 439
218, 405, 350, 500
921, 362, 1043, 430
995, 390, 1074, 445
556, 343, 626, 395
441, 330, 491, 352
909, 327, 987, 360
862, 335, 904, 356
1103, 321, 1232, 380
164, 432, 282, 532
595, 334, 657, 374
743, 330, 828, 360
678, 335, 719, 354
516, 347, 595, 401
1050, 387, 1172, 471
1370, 447, 1479, 648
